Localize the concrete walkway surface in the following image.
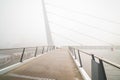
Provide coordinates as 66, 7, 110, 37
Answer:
0, 48, 83, 80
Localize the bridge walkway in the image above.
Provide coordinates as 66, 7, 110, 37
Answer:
0, 48, 83, 80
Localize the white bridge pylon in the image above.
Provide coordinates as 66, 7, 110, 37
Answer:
42, 0, 54, 46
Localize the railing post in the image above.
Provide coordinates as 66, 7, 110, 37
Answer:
49, 46, 51, 51
99, 59, 107, 80
51, 46, 53, 50
42, 47, 44, 54
34, 47, 38, 57
51, 46, 52, 51
20, 48, 25, 62
52, 46, 54, 50
46, 46, 49, 52
92, 54, 95, 60
78, 50, 83, 67
74, 48, 77, 59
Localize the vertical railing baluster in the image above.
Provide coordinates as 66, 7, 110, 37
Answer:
42, 47, 44, 54
99, 59, 107, 80
78, 50, 83, 67
20, 48, 25, 62
92, 54, 95, 60
34, 47, 38, 57
46, 46, 48, 52
53, 46, 54, 50
74, 48, 77, 59
91, 54, 95, 80
50, 46, 51, 51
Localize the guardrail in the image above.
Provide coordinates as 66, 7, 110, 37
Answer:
0, 46, 55, 70
69, 47, 120, 80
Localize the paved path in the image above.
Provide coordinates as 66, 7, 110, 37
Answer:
0, 49, 83, 80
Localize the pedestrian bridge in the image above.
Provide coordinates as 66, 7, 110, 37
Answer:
0, 46, 120, 80
0, 47, 83, 80
1, 0, 120, 80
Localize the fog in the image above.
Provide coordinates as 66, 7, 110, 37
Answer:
0, 0, 120, 48
0, 0, 47, 48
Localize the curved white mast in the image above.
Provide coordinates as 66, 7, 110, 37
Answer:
41, 0, 54, 46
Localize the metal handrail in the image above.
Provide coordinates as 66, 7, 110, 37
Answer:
69, 47, 120, 80
0, 46, 55, 50
0, 46, 55, 69
95, 56, 120, 69
70, 47, 120, 69
0, 47, 36, 50
0, 46, 49, 50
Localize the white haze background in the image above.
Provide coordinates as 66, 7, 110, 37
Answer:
0, 0, 120, 48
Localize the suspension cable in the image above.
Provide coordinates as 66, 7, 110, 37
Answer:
45, 2, 120, 25
50, 22, 114, 46
51, 32, 84, 46
47, 11, 120, 37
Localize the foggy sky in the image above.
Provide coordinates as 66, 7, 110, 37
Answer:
0, 0, 120, 48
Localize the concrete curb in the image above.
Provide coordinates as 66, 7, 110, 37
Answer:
68, 50, 91, 80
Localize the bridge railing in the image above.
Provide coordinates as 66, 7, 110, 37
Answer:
0, 46, 55, 70
69, 47, 120, 80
